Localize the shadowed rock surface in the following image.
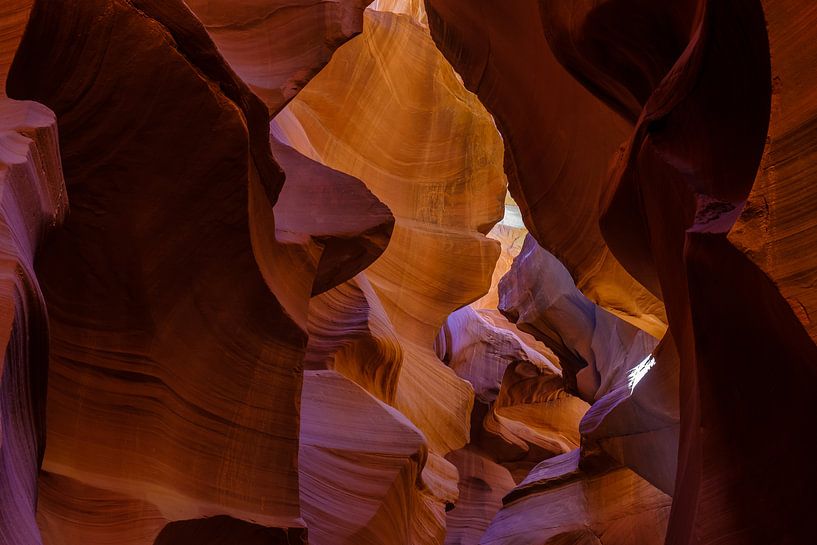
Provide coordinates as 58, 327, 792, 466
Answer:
0, 1, 815, 544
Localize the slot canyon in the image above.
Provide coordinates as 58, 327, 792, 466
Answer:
0, 0, 814, 544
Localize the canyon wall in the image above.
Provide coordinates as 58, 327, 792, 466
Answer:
0, 1, 814, 545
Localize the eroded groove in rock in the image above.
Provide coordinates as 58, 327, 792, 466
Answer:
424, 0, 666, 337
299, 370, 430, 545
530, 0, 817, 543
273, 11, 507, 541
185, 0, 375, 115
538, 0, 701, 122
4, 0, 391, 537
0, 0, 814, 544
0, 99, 66, 545
499, 235, 658, 402
305, 273, 403, 403
483, 450, 671, 545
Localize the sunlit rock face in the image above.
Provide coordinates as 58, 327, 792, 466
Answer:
487, 234, 676, 542
274, 7, 508, 541
0, 1, 815, 544
423, 0, 666, 338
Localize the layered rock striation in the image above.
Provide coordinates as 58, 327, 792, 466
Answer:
0, 1, 815, 545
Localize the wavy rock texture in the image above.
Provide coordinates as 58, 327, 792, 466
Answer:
499, 235, 658, 402
4, 1, 392, 542
424, 0, 666, 338
304, 273, 403, 403
1, 1, 815, 545
0, 99, 65, 545
0, 1, 30, 92
273, 9, 507, 542
447, 0, 813, 543
436, 303, 589, 544
185, 0, 374, 115
729, 1, 817, 343
483, 450, 671, 545
552, 2, 816, 543
300, 370, 431, 545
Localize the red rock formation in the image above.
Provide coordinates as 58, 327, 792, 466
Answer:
274, 10, 507, 541
426, 0, 817, 543
299, 370, 432, 545
0, 1, 32, 93
483, 450, 671, 545
0, 1, 815, 544
0, 99, 65, 545
185, 0, 374, 115
5, 0, 391, 542
424, 0, 666, 337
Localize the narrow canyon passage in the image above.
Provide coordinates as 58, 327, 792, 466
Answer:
0, 1, 814, 545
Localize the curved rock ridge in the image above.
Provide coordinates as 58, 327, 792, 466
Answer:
556, 2, 816, 543
274, 0, 506, 521
424, 1, 817, 542
185, 0, 374, 115
305, 273, 403, 403
271, 135, 394, 298
4, 0, 394, 542
499, 235, 658, 402
423, 0, 667, 338
483, 449, 671, 545
729, 1, 817, 345
0, 99, 66, 545
271, 7, 509, 542
299, 370, 432, 545
436, 304, 589, 543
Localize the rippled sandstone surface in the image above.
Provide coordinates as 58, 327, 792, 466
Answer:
0, 1, 815, 544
